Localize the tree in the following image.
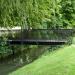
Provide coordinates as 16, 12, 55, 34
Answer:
0, 0, 75, 29
61, 0, 75, 28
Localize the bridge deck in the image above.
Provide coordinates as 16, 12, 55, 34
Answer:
7, 39, 67, 45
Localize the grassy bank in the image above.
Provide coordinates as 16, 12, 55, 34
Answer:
9, 45, 75, 75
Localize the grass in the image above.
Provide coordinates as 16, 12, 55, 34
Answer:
9, 45, 75, 75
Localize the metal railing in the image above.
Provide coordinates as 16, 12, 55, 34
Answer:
0, 29, 74, 45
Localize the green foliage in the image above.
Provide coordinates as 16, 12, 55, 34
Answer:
0, 0, 75, 62
0, 35, 12, 57
61, 0, 75, 28
0, 0, 75, 28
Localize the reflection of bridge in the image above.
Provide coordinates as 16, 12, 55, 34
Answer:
6, 29, 73, 45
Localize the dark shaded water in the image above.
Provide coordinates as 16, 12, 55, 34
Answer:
0, 45, 51, 75
0, 44, 66, 75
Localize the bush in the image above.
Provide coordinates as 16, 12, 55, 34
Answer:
0, 35, 12, 59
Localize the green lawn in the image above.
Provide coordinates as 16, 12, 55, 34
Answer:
9, 45, 75, 75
